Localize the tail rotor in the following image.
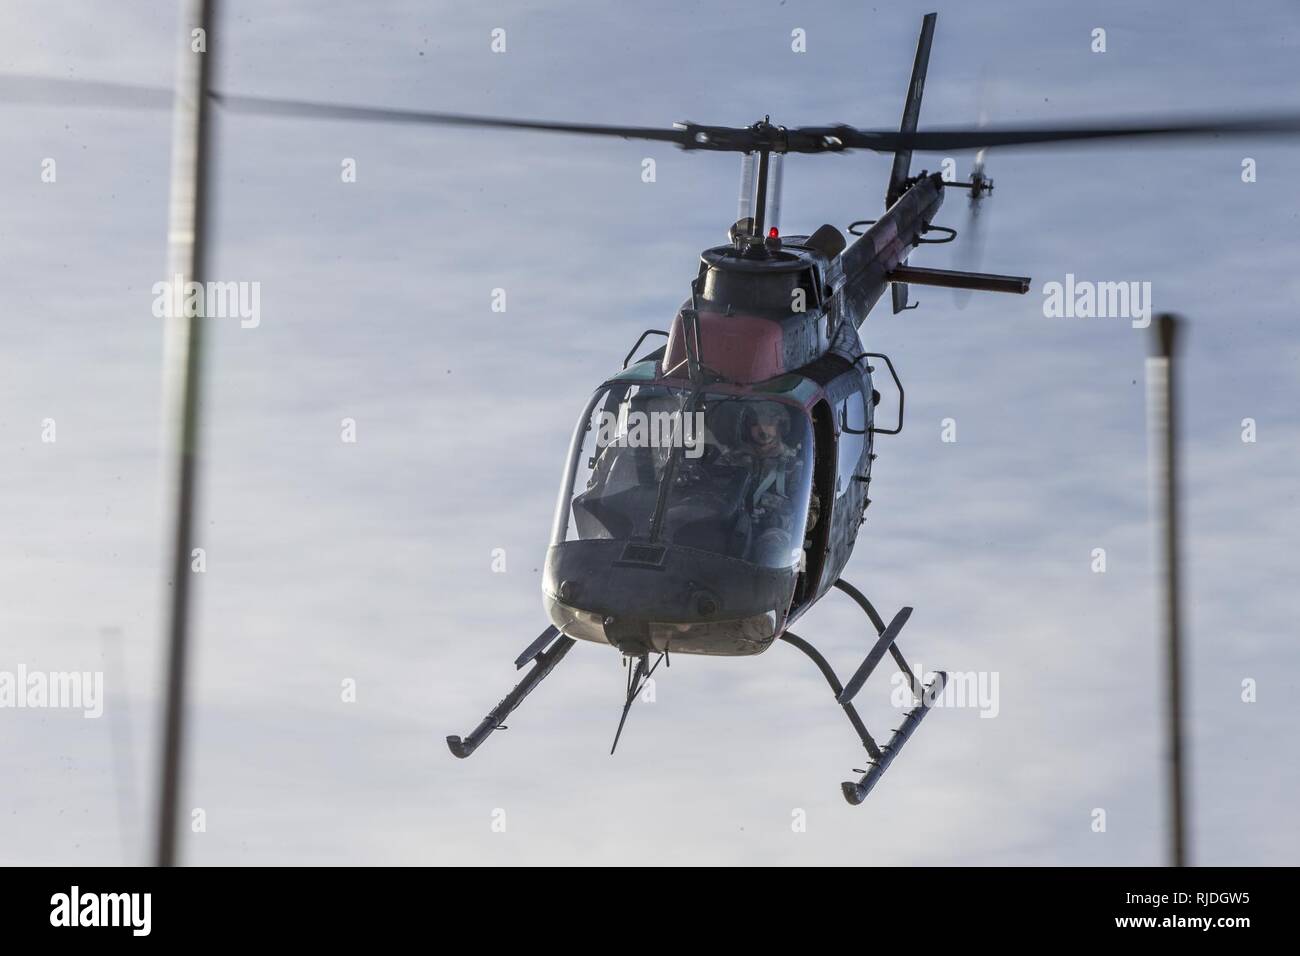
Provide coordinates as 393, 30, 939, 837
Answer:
953, 88, 996, 308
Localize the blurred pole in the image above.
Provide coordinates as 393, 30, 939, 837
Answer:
1146, 313, 1187, 867
156, 0, 217, 868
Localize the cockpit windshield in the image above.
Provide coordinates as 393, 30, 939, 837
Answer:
554, 383, 814, 569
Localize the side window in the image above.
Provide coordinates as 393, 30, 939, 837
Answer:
836, 391, 867, 497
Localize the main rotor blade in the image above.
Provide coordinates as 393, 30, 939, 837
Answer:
8, 73, 1300, 154
833, 113, 1300, 152
211, 90, 694, 145
0, 73, 694, 145
205, 104, 1300, 151
0, 74, 173, 110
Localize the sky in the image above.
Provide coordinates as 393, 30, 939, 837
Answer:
1, 0, 1297, 866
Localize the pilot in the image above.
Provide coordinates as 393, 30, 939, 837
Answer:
720, 402, 819, 561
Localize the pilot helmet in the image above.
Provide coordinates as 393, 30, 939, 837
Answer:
740, 401, 791, 441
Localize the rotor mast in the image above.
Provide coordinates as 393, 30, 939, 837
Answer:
752, 148, 770, 237
733, 118, 785, 246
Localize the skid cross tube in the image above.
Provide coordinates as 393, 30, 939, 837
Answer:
834, 579, 916, 687
447, 635, 576, 758
837, 606, 913, 705
513, 625, 562, 669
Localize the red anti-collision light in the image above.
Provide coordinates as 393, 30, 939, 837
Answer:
768, 227, 779, 238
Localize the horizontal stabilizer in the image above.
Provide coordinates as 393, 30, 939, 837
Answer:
890, 265, 1029, 295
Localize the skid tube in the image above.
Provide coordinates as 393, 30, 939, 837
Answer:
841, 671, 947, 805
781, 579, 946, 805
446, 626, 575, 759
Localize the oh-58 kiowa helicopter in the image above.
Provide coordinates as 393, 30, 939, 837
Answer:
9, 11, 1298, 806
431, 12, 1300, 803
440, 14, 1025, 803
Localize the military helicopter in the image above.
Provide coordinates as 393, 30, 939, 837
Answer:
430, 13, 1300, 803
444, 14, 998, 804
8, 10, 1300, 808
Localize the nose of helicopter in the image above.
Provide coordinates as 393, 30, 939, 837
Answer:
542, 540, 797, 657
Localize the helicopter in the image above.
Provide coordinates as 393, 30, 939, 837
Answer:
431, 13, 1300, 803
445, 14, 989, 804
7, 10, 1300, 808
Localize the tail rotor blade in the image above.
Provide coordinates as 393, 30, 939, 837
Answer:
954, 77, 995, 308
953, 150, 989, 309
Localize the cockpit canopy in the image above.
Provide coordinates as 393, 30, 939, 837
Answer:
554, 382, 814, 569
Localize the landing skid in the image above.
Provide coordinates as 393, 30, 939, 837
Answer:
446, 626, 575, 759
781, 579, 946, 805
447, 581, 945, 807
446, 622, 666, 760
